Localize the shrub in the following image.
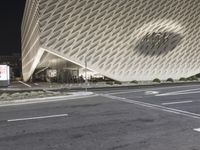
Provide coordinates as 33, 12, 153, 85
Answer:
22, 92, 30, 97
106, 81, 114, 85
166, 78, 174, 83
187, 76, 198, 81
114, 81, 122, 85
153, 78, 161, 83
11, 92, 20, 97
30, 91, 38, 97
179, 77, 187, 81
131, 80, 138, 84
193, 76, 198, 81
0, 93, 10, 100
187, 77, 193, 81
89, 77, 98, 83
196, 73, 200, 78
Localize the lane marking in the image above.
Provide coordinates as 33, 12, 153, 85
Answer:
156, 88, 200, 96
157, 91, 200, 96
166, 88, 200, 93
7, 114, 68, 122
101, 94, 200, 119
162, 101, 193, 105
107, 85, 200, 95
145, 91, 159, 95
194, 128, 200, 132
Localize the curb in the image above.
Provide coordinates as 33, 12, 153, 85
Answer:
1, 81, 200, 92
0, 92, 95, 107
68, 82, 200, 91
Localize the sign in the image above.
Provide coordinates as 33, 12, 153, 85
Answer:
46, 69, 57, 78
0, 65, 10, 81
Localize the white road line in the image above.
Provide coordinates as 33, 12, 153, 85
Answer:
7, 114, 68, 122
18, 81, 32, 88
101, 94, 200, 119
157, 91, 200, 96
166, 88, 200, 94
162, 101, 193, 105
156, 88, 200, 96
194, 128, 200, 132
145, 91, 159, 95
108, 85, 200, 95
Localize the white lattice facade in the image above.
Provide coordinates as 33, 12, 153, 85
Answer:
22, 0, 200, 82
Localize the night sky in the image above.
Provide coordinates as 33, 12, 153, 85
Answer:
0, 0, 26, 56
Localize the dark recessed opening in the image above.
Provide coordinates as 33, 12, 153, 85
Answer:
135, 32, 183, 57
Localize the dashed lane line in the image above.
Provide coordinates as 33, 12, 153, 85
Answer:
7, 114, 69, 122
194, 128, 200, 132
162, 101, 193, 105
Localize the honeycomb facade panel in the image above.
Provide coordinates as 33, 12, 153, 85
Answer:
21, 0, 45, 81
22, 0, 200, 81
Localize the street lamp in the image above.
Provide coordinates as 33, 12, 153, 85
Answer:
85, 56, 87, 92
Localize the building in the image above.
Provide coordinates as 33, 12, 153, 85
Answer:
21, 0, 200, 82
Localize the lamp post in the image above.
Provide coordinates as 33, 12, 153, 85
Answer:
85, 56, 87, 92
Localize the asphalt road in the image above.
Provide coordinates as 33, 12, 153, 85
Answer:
1, 84, 200, 149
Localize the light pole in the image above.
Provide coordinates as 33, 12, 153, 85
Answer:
85, 56, 87, 92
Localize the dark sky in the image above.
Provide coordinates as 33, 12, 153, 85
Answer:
0, 0, 26, 56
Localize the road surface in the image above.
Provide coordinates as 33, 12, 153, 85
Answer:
0, 84, 200, 150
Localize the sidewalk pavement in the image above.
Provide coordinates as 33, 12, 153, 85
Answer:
0, 92, 95, 107
0, 81, 200, 91
0, 81, 150, 92
1, 81, 200, 92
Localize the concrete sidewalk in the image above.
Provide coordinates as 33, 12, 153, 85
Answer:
1, 81, 200, 92
0, 91, 95, 107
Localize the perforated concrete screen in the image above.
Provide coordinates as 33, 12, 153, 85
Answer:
21, 0, 200, 82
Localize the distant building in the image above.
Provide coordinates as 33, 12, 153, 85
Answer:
22, 0, 200, 82
0, 53, 21, 79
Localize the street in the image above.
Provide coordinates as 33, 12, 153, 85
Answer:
0, 84, 200, 149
